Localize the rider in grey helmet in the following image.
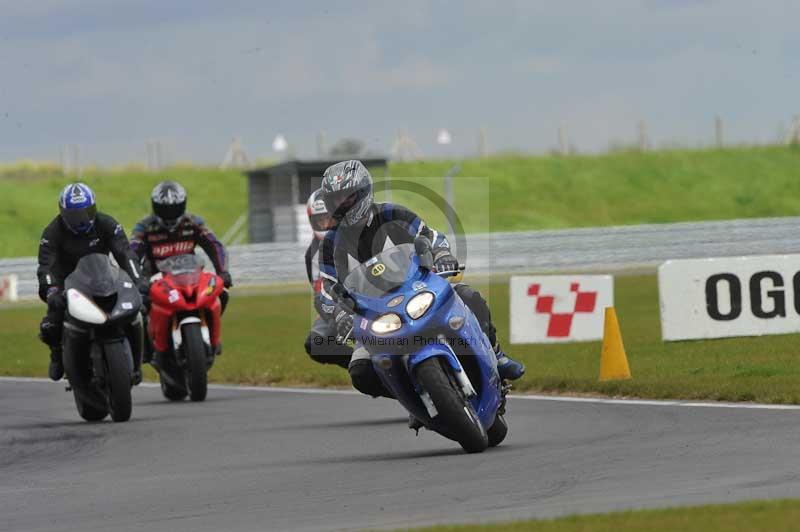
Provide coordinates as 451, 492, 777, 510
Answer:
318, 160, 525, 400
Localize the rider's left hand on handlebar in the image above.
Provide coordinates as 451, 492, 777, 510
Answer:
433, 253, 459, 274
220, 271, 233, 289
334, 309, 354, 343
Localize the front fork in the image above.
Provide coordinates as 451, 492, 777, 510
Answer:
404, 338, 478, 417
89, 337, 131, 388
170, 314, 213, 367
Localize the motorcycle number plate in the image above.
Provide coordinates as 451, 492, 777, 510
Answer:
168, 289, 180, 303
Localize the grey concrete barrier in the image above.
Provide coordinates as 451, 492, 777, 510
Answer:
3, 216, 799, 299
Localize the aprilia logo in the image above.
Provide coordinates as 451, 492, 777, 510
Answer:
152, 240, 195, 258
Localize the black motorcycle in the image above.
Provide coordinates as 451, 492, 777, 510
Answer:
62, 254, 141, 422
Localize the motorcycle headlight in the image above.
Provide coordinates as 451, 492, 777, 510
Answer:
371, 313, 402, 334
406, 292, 434, 320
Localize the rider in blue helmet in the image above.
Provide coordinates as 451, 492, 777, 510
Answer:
37, 183, 149, 382
58, 182, 97, 234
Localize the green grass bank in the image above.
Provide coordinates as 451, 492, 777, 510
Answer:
4, 145, 800, 257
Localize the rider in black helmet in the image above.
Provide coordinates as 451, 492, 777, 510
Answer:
130, 180, 232, 362
317, 160, 525, 399
131, 180, 231, 286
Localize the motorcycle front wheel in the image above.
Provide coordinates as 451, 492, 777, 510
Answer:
415, 358, 488, 454
182, 323, 208, 402
103, 342, 133, 422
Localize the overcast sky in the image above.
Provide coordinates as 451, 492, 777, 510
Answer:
0, 0, 798, 165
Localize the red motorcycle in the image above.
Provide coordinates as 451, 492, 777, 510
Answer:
148, 254, 224, 402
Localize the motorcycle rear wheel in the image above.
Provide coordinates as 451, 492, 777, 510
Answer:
487, 414, 508, 447
73, 387, 108, 422
182, 323, 208, 402
159, 362, 188, 401
64, 335, 108, 421
415, 358, 488, 454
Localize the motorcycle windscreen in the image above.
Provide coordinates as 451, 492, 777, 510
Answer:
64, 253, 119, 297
344, 243, 417, 297
155, 253, 203, 286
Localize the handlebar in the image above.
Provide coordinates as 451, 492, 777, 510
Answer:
435, 265, 465, 280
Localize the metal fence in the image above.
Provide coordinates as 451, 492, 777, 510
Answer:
4, 216, 800, 300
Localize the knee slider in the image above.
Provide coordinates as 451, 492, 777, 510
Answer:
348, 358, 384, 397
304, 332, 330, 361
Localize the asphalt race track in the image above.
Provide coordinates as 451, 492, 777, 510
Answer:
4, 378, 800, 532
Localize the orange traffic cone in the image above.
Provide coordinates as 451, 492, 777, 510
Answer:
599, 307, 631, 381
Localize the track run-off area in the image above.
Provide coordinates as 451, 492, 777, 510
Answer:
3, 378, 800, 531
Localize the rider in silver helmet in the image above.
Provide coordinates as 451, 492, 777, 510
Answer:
318, 160, 525, 400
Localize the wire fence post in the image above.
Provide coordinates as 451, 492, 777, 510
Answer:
637, 121, 649, 151
558, 124, 568, 155
443, 164, 461, 243
478, 128, 488, 158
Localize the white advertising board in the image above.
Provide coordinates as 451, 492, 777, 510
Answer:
659, 254, 800, 341
509, 275, 614, 344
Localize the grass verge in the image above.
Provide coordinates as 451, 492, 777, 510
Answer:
5, 145, 800, 257
3, 275, 800, 403
405, 499, 800, 532
0, 165, 247, 258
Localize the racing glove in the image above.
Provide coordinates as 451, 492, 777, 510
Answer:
220, 271, 233, 289
334, 308, 354, 343
433, 252, 459, 274
46, 287, 66, 311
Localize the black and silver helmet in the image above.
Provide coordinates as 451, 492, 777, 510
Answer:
321, 160, 373, 227
151, 180, 187, 230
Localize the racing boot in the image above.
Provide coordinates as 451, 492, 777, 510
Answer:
495, 344, 525, 381
48, 347, 64, 381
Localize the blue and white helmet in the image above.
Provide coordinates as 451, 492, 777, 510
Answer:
58, 182, 97, 234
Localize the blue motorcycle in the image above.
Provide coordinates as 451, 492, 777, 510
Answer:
341, 240, 509, 453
